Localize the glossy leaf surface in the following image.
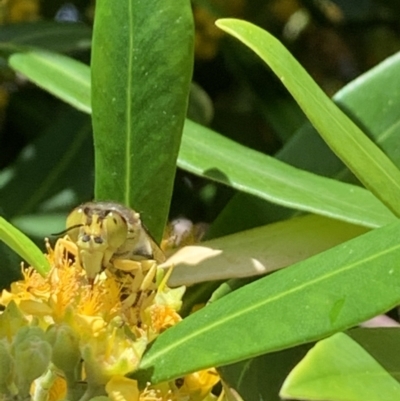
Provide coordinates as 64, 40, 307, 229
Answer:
8, 49, 397, 230
135, 220, 400, 384
9, 51, 91, 113
215, 18, 400, 217
180, 120, 395, 229
220, 327, 400, 401
277, 51, 400, 183
208, 33, 400, 239
280, 333, 400, 401
0, 217, 49, 276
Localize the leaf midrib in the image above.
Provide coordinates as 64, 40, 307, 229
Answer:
125, 1, 134, 205
182, 127, 392, 222
141, 239, 400, 366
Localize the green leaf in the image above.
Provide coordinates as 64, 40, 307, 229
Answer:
337, 52, 400, 172
215, 18, 400, 218
134, 220, 400, 384
180, 120, 395, 229
9, 50, 397, 230
91, 0, 194, 241
0, 217, 49, 276
165, 214, 368, 287
0, 21, 91, 53
208, 50, 400, 238
280, 333, 400, 401
278, 51, 400, 182
220, 328, 400, 401
9, 50, 91, 114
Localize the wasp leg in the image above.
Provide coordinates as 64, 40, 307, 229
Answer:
112, 259, 144, 293
132, 261, 158, 313
140, 261, 158, 292
112, 259, 143, 273
111, 259, 158, 292
53, 236, 82, 270
112, 259, 158, 326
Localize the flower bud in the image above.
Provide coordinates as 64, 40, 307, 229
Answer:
45, 324, 81, 380
0, 300, 28, 340
82, 320, 147, 387
0, 339, 15, 397
12, 326, 52, 397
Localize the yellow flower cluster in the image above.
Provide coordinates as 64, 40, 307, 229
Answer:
0, 0, 40, 24
0, 237, 219, 401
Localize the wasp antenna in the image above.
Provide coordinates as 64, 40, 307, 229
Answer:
51, 224, 83, 237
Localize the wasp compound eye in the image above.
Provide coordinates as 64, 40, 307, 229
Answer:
66, 208, 86, 242
104, 212, 128, 249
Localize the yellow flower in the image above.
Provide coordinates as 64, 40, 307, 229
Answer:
47, 375, 67, 401
82, 321, 148, 386
0, 236, 220, 401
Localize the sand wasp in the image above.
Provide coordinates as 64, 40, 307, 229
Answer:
62, 201, 165, 283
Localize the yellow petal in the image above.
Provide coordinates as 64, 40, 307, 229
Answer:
47, 376, 67, 401
182, 368, 220, 400
106, 375, 139, 401
19, 300, 53, 316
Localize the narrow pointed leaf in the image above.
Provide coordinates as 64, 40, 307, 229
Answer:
0, 217, 49, 276
280, 51, 400, 179
134, 220, 400, 384
208, 51, 400, 238
337, 52, 400, 170
280, 333, 400, 401
215, 18, 400, 217
91, 0, 194, 240
9, 51, 91, 113
180, 120, 395, 228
